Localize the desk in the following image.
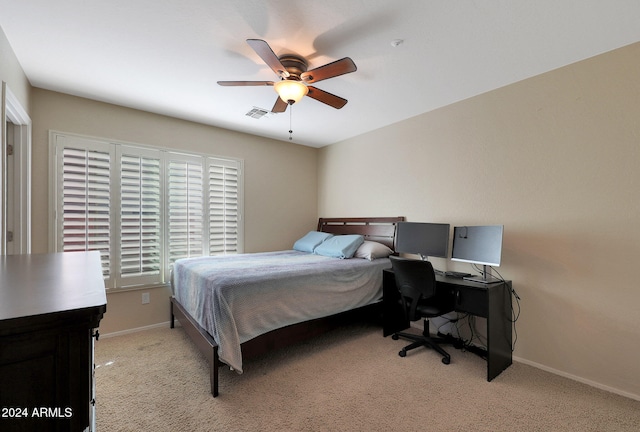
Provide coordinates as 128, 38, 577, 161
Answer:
383, 269, 512, 381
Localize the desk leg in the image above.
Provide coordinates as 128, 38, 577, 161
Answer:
382, 270, 409, 336
486, 282, 513, 381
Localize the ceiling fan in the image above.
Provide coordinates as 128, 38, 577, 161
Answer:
218, 39, 357, 113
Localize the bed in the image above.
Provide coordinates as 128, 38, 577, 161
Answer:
170, 216, 404, 397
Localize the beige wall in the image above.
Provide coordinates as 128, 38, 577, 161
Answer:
318, 42, 640, 399
30, 89, 319, 334
0, 26, 30, 111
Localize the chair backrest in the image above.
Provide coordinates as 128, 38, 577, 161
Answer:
389, 256, 438, 321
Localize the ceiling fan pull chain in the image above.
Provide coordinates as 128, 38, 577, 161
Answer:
289, 105, 294, 141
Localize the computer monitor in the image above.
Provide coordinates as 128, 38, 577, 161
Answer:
395, 222, 450, 261
451, 225, 504, 283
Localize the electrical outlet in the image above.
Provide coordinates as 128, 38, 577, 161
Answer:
141, 292, 150, 304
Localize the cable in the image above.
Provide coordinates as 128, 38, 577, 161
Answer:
484, 265, 521, 351
468, 264, 520, 352
438, 263, 521, 353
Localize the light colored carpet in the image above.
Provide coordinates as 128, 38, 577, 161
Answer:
95, 324, 640, 432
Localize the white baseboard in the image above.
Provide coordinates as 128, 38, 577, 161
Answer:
406, 323, 639, 402
100, 321, 174, 339
513, 355, 640, 402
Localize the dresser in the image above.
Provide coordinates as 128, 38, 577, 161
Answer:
0, 252, 107, 432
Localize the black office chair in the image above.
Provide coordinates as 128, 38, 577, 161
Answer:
389, 255, 454, 365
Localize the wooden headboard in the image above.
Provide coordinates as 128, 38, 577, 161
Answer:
317, 217, 405, 251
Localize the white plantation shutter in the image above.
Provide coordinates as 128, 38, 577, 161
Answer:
117, 146, 163, 286
55, 138, 113, 282
167, 155, 205, 267
208, 158, 239, 255
51, 132, 243, 290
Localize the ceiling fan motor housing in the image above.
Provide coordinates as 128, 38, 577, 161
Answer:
278, 55, 308, 80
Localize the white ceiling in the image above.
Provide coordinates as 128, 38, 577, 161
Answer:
1, 1, 639, 148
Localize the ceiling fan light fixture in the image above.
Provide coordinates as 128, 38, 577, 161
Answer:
274, 80, 308, 105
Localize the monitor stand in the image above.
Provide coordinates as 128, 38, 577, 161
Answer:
463, 265, 502, 284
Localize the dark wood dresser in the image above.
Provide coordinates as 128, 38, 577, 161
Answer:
0, 252, 107, 432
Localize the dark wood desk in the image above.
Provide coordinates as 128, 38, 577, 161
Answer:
0, 252, 107, 432
383, 269, 512, 381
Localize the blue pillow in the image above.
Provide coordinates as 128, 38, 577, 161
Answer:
293, 231, 334, 253
314, 235, 365, 259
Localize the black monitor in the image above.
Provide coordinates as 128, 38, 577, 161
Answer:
451, 225, 503, 283
395, 222, 450, 260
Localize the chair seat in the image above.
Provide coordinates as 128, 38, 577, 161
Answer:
415, 303, 447, 318
397, 299, 448, 319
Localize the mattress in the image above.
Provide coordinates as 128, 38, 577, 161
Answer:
172, 250, 390, 372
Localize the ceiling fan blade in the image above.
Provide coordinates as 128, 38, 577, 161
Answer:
306, 86, 348, 109
246, 39, 290, 79
301, 57, 357, 84
271, 97, 288, 113
217, 81, 274, 86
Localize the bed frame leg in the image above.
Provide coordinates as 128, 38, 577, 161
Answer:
211, 346, 219, 397
170, 298, 175, 329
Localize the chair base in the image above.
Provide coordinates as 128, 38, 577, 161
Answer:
392, 319, 452, 365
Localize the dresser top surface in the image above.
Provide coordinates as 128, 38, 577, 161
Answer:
0, 251, 107, 321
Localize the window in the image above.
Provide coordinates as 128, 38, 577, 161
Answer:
207, 158, 240, 255
166, 154, 204, 267
50, 132, 243, 290
118, 146, 163, 286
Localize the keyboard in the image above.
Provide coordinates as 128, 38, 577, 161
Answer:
444, 271, 472, 278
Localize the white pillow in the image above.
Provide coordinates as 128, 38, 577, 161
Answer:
354, 241, 393, 261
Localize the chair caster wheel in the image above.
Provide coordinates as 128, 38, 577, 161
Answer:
399, 350, 406, 357
442, 357, 450, 365
391, 334, 399, 340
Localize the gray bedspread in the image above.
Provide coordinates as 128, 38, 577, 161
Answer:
172, 250, 390, 373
